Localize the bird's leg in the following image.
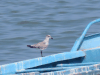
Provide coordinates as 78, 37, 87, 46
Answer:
41, 51, 43, 57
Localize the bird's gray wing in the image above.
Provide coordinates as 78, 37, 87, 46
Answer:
31, 42, 48, 50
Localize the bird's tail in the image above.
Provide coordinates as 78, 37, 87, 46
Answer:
27, 45, 36, 48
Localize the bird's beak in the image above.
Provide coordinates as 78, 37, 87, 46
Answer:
51, 37, 53, 39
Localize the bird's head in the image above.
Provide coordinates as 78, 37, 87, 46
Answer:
46, 35, 53, 39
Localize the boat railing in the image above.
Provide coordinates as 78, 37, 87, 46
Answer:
71, 18, 100, 52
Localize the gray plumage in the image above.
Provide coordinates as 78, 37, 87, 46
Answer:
27, 42, 48, 50
27, 35, 53, 57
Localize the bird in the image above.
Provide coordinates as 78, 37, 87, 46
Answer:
27, 35, 53, 57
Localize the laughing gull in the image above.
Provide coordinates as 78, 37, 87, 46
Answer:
27, 35, 53, 57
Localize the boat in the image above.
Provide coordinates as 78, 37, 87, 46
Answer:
1, 18, 100, 75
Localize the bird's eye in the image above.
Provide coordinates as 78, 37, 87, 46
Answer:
48, 36, 50, 37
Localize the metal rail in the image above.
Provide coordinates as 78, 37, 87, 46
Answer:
71, 18, 100, 52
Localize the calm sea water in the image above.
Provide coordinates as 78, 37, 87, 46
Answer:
0, 0, 100, 65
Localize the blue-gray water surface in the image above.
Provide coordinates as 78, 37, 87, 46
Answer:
0, 0, 100, 65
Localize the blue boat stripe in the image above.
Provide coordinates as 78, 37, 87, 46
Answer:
0, 51, 85, 74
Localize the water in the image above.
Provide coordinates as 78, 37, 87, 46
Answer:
0, 0, 100, 65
